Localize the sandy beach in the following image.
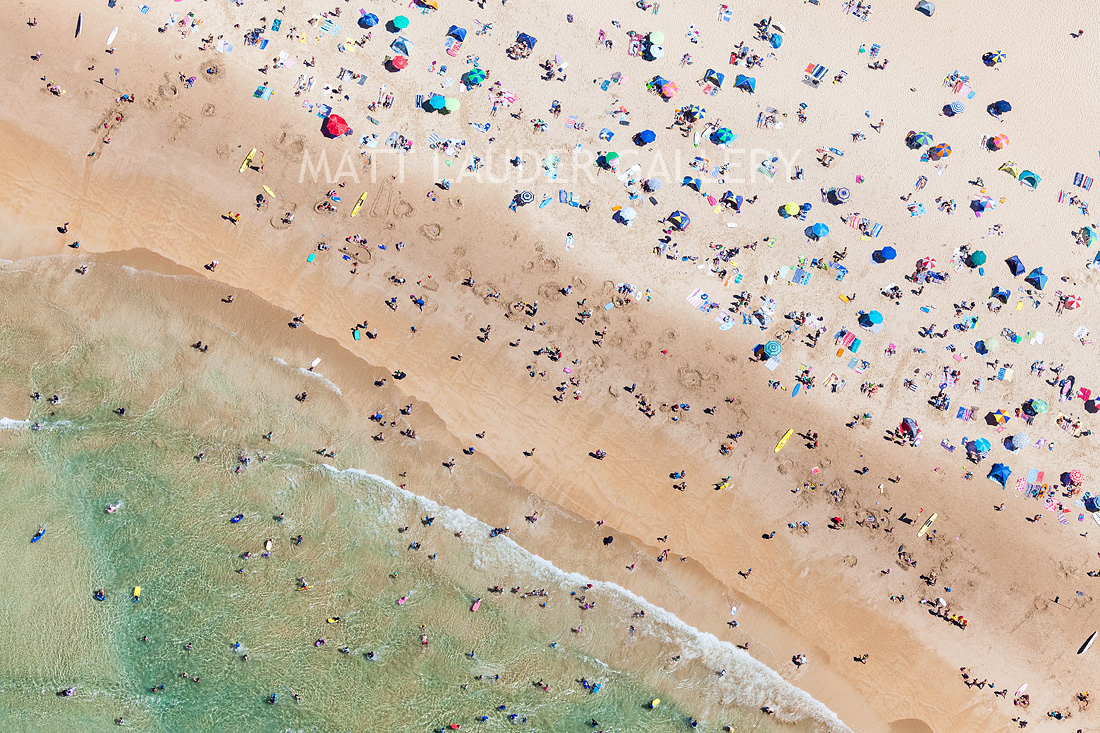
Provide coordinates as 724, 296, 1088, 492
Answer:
3, 0, 1100, 730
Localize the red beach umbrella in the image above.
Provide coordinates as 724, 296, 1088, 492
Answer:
392, 55, 408, 70
325, 114, 349, 137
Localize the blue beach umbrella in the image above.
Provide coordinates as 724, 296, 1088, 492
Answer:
988, 462, 1012, 487
635, 129, 656, 145
764, 340, 782, 357
809, 222, 829, 239
447, 25, 467, 41
1025, 267, 1047, 290
880, 246, 897, 261
770, 33, 783, 48
358, 13, 380, 29
972, 438, 992, 454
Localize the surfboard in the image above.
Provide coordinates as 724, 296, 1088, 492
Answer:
262, 185, 276, 198
1079, 631, 1098, 655
917, 513, 937, 537
693, 131, 701, 148
351, 192, 368, 216
239, 148, 256, 173
107, 27, 118, 47
132, 586, 141, 601
792, 383, 801, 397
76, 13, 83, 39
774, 428, 793, 453
1015, 683, 1027, 696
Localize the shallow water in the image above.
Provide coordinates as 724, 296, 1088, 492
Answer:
0, 267, 841, 732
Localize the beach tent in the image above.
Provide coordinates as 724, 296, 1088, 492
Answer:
999, 161, 1020, 178
682, 176, 703, 191
988, 463, 1012, 487
634, 129, 656, 145
324, 114, 350, 137
734, 74, 756, 93
968, 250, 987, 266
990, 286, 1011, 302
516, 32, 537, 49
1006, 255, 1025, 275
770, 33, 783, 49
447, 25, 467, 41
1019, 170, 1041, 188
722, 192, 743, 210
667, 211, 690, 230
1025, 267, 1048, 290
907, 131, 933, 148
915, 0, 935, 16
704, 69, 725, 88
391, 37, 413, 56
899, 417, 920, 440
358, 13, 380, 29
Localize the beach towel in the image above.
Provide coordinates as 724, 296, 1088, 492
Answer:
686, 289, 707, 308
1058, 190, 1066, 203
426, 132, 440, 146
253, 85, 273, 100
414, 94, 424, 109
140, 5, 149, 13
1075, 172, 1094, 191
871, 222, 883, 237
272, 18, 281, 31
565, 116, 579, 128
848, 216, 863, 229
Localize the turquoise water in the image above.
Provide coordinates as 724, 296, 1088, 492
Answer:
0, 273, 840, 732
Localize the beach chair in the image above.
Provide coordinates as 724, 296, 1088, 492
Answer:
870, 223, 883, 237
803, 64, 828, 88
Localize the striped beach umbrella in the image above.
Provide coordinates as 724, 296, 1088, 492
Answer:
764, 340, 782, 357
992, 409, 1011, 424
928, 143, 951, 160
836, 187, 851, 201
1065, 294, 1082, 310
990, 133, 1009, 150
909, 131, 934, 147
948, 100, 965, 115
1070, 469, 1085, 485
518, 190, 534, 204
918, 256, 936, 270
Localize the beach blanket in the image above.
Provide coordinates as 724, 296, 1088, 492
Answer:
1075, 172, 1094, 191
564, 116, 579, 128
414, 94, 424, 109
426, 132, 440, 146
253, 85, 273, 100
870, 222, 883, 237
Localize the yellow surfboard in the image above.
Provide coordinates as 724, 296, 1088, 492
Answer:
239, 147, 256, 173
262, 185, 276, 198
917, 513, 937, 537
774, 428, 794, 453
350, 192, 368, 217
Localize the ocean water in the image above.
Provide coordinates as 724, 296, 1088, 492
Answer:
0, 274, 843, 732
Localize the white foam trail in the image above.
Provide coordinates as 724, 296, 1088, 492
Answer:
0, 418, 72, 431
320, 464, 850, 731
269, 356, 342, 395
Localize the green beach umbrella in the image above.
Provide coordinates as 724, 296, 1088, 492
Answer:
969, 250, 987, 266
393, 15, 410, 29
444, 97, 460, 112
648, 30, 665, 45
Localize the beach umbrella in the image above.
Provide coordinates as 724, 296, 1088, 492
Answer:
391, 37, 413, 56
324, 114, 350, 137
711, 127, 734, 145
517, 190, 534, 205
968, 250, 987, 266
447, 25, 467, 41
989, 134, 1009, 150
684, 105, 705, 121
390, 55, 408, 70
946, 100, 965, 115
928, 143, 951, 160
661, 81, 678, 98
1011, 433, 1029, 450
428, 94, 446, 110
1006, 255, 1025, 276
977, 337, 1000, 354
988, 463, 1011, 487
1081, 227, 1097, 246
992, 409, 1011, 424
443, 97, 460, 112
810, 222, 829, 238
392, 15, 410, 30
644, 177, 662, 192
988, 51, 1006, 64
616, 207, 637, 223
1029, 398, 1050, 415
918, 256, 936, 270
648, 30, 665, 45
764, 340, 782, 357
1025, 267, 1047, 290
359, 13, 380, 29
604, 151, 620, 167
800, 203, 812, 213
900, 417, 920, 437
770, 33, 783, 49
992, 100, 1012, 113
1065, 294, 1082, 310
835, 187, 851, 202
418, 0, 438, 9
516, 33, 537, 49
668, 211, 690, 230
466, 67, 486, 84
867, 310, 884, 324
909, 131, 934, 147
880, 246, 897, 261
1069, 470, 1085, 485
635, 129, 656, 145
972, 438, 992, 454
648, 45, 665, 59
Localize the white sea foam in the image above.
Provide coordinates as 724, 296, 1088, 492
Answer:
320, 464, 850, 731
0, 418, 72, 431
269, 357, 342, 395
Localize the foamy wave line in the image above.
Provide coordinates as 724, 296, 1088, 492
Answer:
0, 417, 72, 431
270, 356, 343, 395
320, 464, 850, 732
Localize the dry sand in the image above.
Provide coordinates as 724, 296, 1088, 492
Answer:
3, 0, 1100, 730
